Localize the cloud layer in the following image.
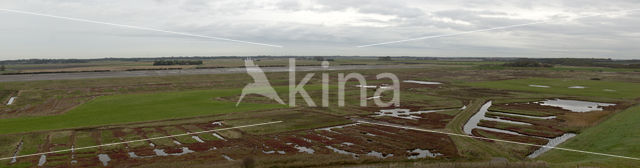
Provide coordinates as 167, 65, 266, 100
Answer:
0, 0, 639, 60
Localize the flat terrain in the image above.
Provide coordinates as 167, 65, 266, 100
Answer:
0, 64, 431, 82
0, 89, 285, 134
1, 58, 639, 167
466, 77, 640, 99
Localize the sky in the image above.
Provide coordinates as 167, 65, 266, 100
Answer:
0, 0, 639, 60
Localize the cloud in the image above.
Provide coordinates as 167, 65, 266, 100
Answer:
0, 0, 639, 60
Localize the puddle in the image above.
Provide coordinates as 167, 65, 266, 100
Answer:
149, 143, 155, 147
326, 146, 358, 158
568, 86, 586, 89
192, 136, 205, 143
317, 123, 360, 133
407, 149, 442, 159
363, 132, 377, 136
489, 111, 556, 120
294, 145, 315, 154
98, 154, 111, 166
372, 109, 445, 120
529, 84, 550, 88
536, 99, 615, 112
222, 154, 234, 161
128, 152, 154, 159
6, 97, 16, 105
355, 85, 377, 89
70, 145, 76, 164
262, 150, 275, 154
178, 147, 196, 155
154, 149, 168, 156
212, 133, 227, 141
367, 96, 381, 100
262, 150, 286, 154
10, 140, 23, 163
460, 105, 467, 110
603, 89, 616, 92
403, 80, 442, 85
341, 142, 354, 146
37, 155, 46, 166
379, 86, 394, 90
367, 151, 393, 158
173, 140, 182, 145
130, 149, 185, 159
211, 121, 223, 126
527, 133, 576, 158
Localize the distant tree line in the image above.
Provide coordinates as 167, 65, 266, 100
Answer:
0, 59, 90, 65
378, 56, 392, 61
504, 58, 640, 69
153, 60, 203, 66
312, 56, 334, 61
503, 59, 553, 67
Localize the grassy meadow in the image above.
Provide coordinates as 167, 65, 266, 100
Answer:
466, 77, 640, 99
0, 88, 286, 134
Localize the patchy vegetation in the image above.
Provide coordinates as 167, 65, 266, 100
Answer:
0, 58, 639, 167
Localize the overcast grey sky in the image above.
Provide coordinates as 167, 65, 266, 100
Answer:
0, 0, 639, 60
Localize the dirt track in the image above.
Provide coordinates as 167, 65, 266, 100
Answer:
0, 64, 427, 82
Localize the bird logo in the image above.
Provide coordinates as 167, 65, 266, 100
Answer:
236, 58, 285, 106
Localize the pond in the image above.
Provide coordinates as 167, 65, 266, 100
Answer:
536, 99, 615, 112
403, 80, 443, 85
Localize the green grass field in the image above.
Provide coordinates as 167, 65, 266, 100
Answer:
476, 65, 640, 72
0, 89, 286, 135
466, 77, 640, 99
538, 105, 640, 167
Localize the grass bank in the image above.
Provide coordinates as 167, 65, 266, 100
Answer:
538, 105, 640, 167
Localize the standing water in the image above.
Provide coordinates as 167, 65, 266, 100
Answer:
212, 133, 227, 141
463, 101, 493, 135
10, 140, 23, 163
527, 133, 576, 158
372, 109, 445, 120
192, 136, 205, 143
407, 149, 442, 159
462, 101, 531, 136
98, 154, 111, 166
6, 97, 16, 105
367, 151, 393, 158
37, 155, 46, 166
529, 85, 550, 88
536, 99, 615, 112
403, 80, 443, 85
